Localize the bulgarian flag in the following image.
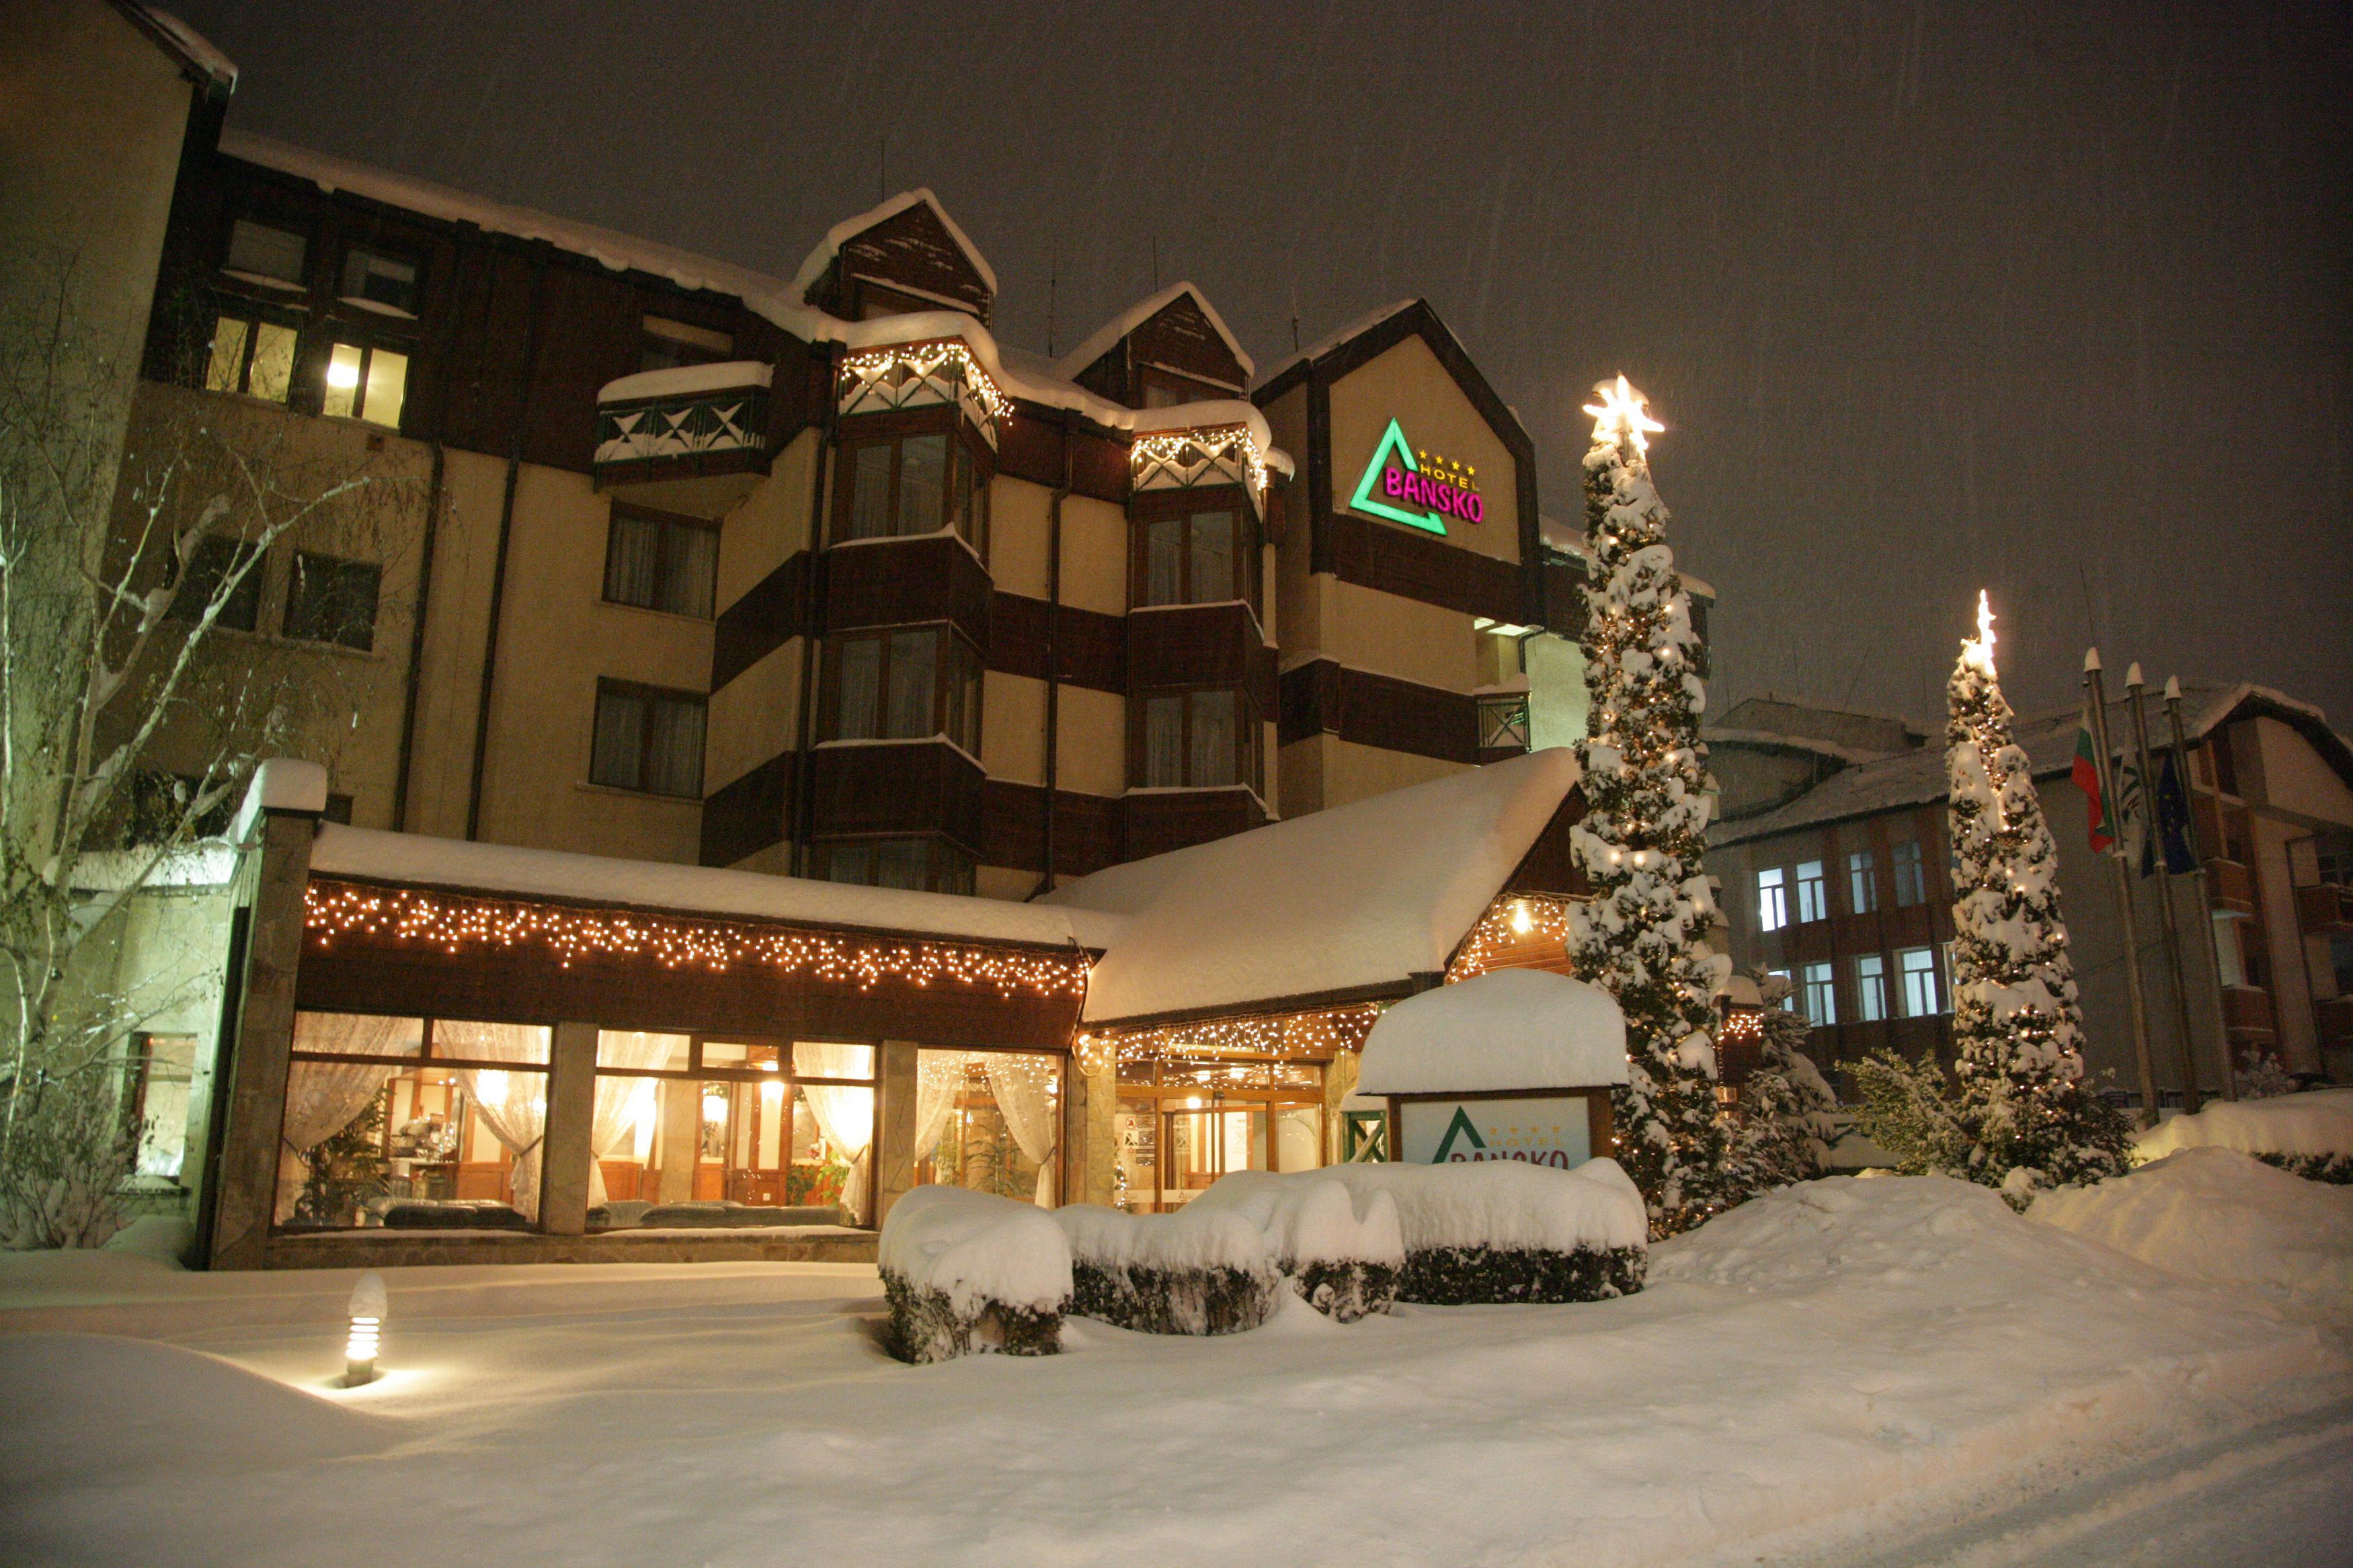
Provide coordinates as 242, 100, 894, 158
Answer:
2073, 702, 2114, 852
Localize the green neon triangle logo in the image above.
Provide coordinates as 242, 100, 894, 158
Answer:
1431, 1105, 1486, 1161
1348, 416, 1447, 536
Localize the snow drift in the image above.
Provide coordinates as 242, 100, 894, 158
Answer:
2134, 1087, 2353, 1182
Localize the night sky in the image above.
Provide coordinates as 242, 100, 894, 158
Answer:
172, 1, 2350, 733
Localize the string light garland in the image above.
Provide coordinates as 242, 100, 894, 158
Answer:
1449, 895, 1578, 981
1129, 423, 1270, 501
1084, 1003, 1384, 1069
838, 339, 1012, 427
304, 881, 1090, 999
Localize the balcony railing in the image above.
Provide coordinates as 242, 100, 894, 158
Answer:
1477, 692, 1531, 753
1130, 423, 1269, 514
594, 362, 772, 470
836, 339, 1006, 448
2203, 857, 2256, 915
2220, 984, 2276, 1039
2295, 880, 2353, 934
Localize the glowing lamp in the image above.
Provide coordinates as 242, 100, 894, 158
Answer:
1583, 375, 1664, 455
325, 358, 360, 390
702, 1089, 729, 1123
344, 1271, 387, 1387
1510, 899, 1533, 936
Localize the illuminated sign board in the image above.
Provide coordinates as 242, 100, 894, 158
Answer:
1394, 1094, 1598, 1169
1348, 417, 1484, 536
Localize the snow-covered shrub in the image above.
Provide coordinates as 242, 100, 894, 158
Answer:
2234, 1053, 2300, 1102
1055, 1204, 1283, 1335
0, 1065, 147, 1250
2135, 1087, 2353, 1186
1310, 1160, 1648, 1305
1189, 1173, 1406, 1322
877, 1186, 1070, 1364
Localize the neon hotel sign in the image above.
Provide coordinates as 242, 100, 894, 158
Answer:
1349, 417, 1482, 536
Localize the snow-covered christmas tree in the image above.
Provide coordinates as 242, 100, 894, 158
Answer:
1856, 595, 2130, 1203
1566, 377, 1733, 1236
1727, 974, 1839, 1191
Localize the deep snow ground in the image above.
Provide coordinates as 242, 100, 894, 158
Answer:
3, 1176, 2347, 1568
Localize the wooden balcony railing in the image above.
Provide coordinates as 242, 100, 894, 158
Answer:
1477, 692, 1531, 753
2220, 984, 2276, 1039
2203, 857, 2256, 915
2295, 881, 2353, 934
594, 362, 772, 476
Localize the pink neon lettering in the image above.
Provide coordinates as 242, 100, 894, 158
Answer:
1384, 466, 1403, 499
1465, 494, 1484, 524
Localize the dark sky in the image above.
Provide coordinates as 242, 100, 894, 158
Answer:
174, 0, 2351, 733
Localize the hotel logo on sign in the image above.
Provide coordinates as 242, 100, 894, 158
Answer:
1398, 1095, 1593, 1170
1349, 417, 1483, 536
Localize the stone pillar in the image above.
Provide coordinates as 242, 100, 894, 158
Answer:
538, 1021, 598, 1235
1322, 1049, 1361, 1165
208, 762, 326, 1271
873, 1040, 919, 1225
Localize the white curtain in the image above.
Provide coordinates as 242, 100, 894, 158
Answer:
797, 1041, 876, 1222
914, 1049, 971, 1165
588, 1032, 682, 1206
276, 1014, 415, 1223
440, 1022, 551, 1221
984, 1052, 1060, 1206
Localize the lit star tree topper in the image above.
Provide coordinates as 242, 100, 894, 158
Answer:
1566, 374, 1734, 1235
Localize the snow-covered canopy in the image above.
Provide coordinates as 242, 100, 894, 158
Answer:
1055, 282, 1252, 384
1357, 970, 1627, 1096
307, 825, 1123, 953
1046, 749, 1581, 1026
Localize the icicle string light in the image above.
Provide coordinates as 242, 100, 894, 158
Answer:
1449, 895, 1577, 981
1091, 1003, 1384, 1067
304, 881, 1090, 998
1129, 423, 1269, 500
838, 339, 1012, 425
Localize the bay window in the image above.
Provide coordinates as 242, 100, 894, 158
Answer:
811, 837, 975, 897
1138, 687, 1259, 792
1134, 502, 1254, 610
822, 625, 982, 755
834, 425, 988, 556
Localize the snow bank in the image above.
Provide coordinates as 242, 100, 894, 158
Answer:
2134, 1087, 2353, 1182
1356, 968, 1628, 1095
1320, 1158, 1647, 1254
2032, 1147, 2353, 1324
1055, 1204, 1281, 1335
877, 1187, 1070, 1362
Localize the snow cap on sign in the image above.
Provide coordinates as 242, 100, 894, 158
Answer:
1357, 968, 1628, 1096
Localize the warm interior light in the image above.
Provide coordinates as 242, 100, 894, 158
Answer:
702, 1089, 729, 1123
474, 1069, 508, 1108
325, 358, 360, 390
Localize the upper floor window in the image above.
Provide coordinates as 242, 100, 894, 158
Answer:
1897, 946, 1942, 1017
283, 552, 381, 652
165, 536, 264, 632
836, 428, 988, 556
1139, 687, 1259, 792
1855, 954, 1888, 1022
338, 247, 420, 317
1795, 859, 1828, 923
604, 505, 717, 618
1800, 961, 1837, 1026
205, 313, 298, 404
1848, 850, 1878, 914
591, 679, 705, 798
639, 315, 733, 373
1767, 968, 1794, 1009
822, 626, 982, 755
1756, 867, 1788, 932
224, 218, 307, 290
321, 340, 407, 429
813, 837, 975, 897
1892, 839, 1927, 907
1135, 505, 1252, 610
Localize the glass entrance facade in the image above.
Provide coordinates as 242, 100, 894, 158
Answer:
1112, 1056, 1326, 1211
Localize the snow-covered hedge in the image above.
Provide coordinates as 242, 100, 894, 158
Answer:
1187, 1173, 1406, 1322
2134, 1087, 2353, 1184
877, 1187, 1070, 1363
1055, 1204, 1283, 1335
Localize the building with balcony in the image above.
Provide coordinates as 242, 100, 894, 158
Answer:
1705, 685, 2353, 1101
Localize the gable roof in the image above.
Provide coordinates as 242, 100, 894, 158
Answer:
787, 188, 996, 304
1045, 749, 1582, 1026
1056, 281, 1252, 385
120, 4, 237, 95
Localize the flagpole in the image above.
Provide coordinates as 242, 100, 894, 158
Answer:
2128, 664, 2202, 1112
2085, 650, 2160, 1125
2166, 677, 2239, 1101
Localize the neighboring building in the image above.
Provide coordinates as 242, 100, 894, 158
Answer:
1706, 686, 2353, 1100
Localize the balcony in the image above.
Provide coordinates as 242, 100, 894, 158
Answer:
594, 361, 774, 513
2202, 857, 2256, 915
2295, 881, 2353, 934
836, 339, 1006, 448
2316, 995, 2353, 1048
1129, 422, 1269, 518
2220, 984, 2276, 1042
1477, 691, 1531, 760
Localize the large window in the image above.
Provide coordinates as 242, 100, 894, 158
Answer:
604, 504, 717, 618
282, 551, 381, 651
125, 1033, 197, 1180
1848, 850, 1878, 914
588, 1035, 877, 1228
1855, 954, 1889, 1023
813, 837, 975, 897
1892, 839, 1927, 907
591, 679, 706, 797
224, 217, 307, 290
204, 313, 298, 403
1796, 860, 1829, 923
1139, 687, 1258, 791
337, 247, 420, 316
836, 427, 988, 556
1112, 1056, 1322, 1212
918, 1048, 1066, 1206
276, 1014, 550, 1229
1800, 961, 1837, 1026
822, 626, 982, 755
1898, 947, 1942, 1017
165, 536, 264, 632
1135, 504, 1252, 610
639, 315, 733, 372
1756, 867, 1788, 932
321, 339, 407, 429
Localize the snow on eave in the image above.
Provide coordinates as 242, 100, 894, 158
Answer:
1254, 298, 1421, 390
216, 130, 791, 302
785, 188, 998, 302
306, 825, 1123, 953
1054, 282, 1254, 384
1702, 728, 1907, 768
134, 5, 237, 93
596, 360, 772, 404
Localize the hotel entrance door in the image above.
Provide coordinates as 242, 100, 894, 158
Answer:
1113, 1057, 1327, 1212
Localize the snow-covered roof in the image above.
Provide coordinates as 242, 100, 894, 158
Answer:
307, 825, 1123, 952
1710, 682, 2336, 848
220, 130, 791, 301
136, 6, 237, 93
596, 360, 772, 404
1254, 297, 1421, 390
1046, 749, 1581, 1026
1356, 970, 1628, 1095
785, 188, 997, 302
1055, 282, 1252, 384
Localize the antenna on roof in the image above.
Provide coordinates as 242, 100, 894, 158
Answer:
1150, 234, 1159, 292
877, 136, 887, 202
1289, 285, 1301, 353
1047, 260, 1058, 358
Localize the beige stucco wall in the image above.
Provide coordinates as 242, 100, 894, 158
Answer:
2249, 716, 2353, 827
705, 637, 801, 795
984, 671, 1046, 785
1279, 732, 1465, 817
1526, 632, 1590, 750
714, 432, 817, 609
1057, 686, 1125, 798
1060, 494, 1127, 617
1326, 334, 1519, 566
1318, 577, 1479, 690
989, 474, 1051, 599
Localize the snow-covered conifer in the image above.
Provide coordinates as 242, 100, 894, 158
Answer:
1727, 975, 1839, 1191
1566, 378, 1732, 1235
